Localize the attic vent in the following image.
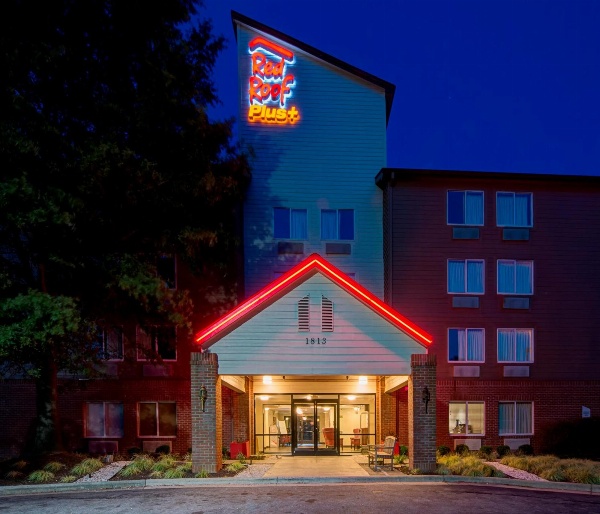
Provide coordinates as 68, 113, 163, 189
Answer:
298, 296, 310, 331
321, 296, 333, 332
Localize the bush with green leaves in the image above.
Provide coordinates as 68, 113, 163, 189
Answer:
455, 444, 470, 456
196, 469, 210, 478
118, 454, 155, 478
236, 452, 246, 463
44, 462, 66, 473
155, 445, 171, 455
501, 455, 600, 484
226, 461, 246, 473
60, 475, 77, 483
163, 466, 188, 479
27, 470, 55, 483
437, 445, 451, 456
517, 444, 534, 456
437, 454, 505, 478
71, 458, 103, 477
152, 455, 177, 473
5, 470, 25, 480
127, 447, 142, 456
399, 445, 408, 456
496, 445, 511, 457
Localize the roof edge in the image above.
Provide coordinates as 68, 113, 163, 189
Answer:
231, 10, 395, 125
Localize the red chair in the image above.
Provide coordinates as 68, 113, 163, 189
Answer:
323, 428, 335, 447
351, 428, 361, 450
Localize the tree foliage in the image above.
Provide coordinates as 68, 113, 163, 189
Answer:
0, 0, 249, 451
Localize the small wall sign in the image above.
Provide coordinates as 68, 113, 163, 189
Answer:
582, 406, 591, 418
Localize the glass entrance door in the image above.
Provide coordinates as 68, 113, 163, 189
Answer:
292, 399, 338, 455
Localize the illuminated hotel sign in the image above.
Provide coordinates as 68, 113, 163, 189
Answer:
247, 36, 300, 125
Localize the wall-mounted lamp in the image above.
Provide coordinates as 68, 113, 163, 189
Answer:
199, 385, 208, 412
422, 386, 431, 414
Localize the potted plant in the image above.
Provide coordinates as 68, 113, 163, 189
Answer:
229, 440, 250, 458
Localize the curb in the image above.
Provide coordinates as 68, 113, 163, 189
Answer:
1, 475, 599, 497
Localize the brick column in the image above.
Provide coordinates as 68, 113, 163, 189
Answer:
408, 354, 436, 473
191, 352, 222, 473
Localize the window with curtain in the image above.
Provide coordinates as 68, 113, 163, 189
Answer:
496, 192, 533, 227
84, 402, 124, 438
448, 259, 484, 294
138, 402, 177, 437
321, 209, 354, 240
498, 329, 533, 362
137, 325, 177, 360
497, 260, 533, 294
499, 402, 533, 435
274, 207, 307, 239
447, 190, 484, 225
96, 325, 124, 360
448, 402, 484, 435
448, 328, 484, 362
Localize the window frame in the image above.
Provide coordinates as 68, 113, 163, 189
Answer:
448, 328, 485, 363
447, 190, 484, 226
496, 192, 533, 227
498, 401, 534, 436
137, 401, 177, 438
273, 207, 308, 240
136, 325, 177, 361
96, 325, 124, 361
448, 401, 485, 436
83, 401, 124, 438
320, 208, 355, 241
497, 259, 534, 295
447, 259, 485, 295
497, 328, 534, 363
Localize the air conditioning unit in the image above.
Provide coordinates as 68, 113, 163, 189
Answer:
142, 440, 172, 453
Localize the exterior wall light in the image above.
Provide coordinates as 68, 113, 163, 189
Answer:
199, 385, 208, 412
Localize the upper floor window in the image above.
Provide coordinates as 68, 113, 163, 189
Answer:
274, 208, 307, 239
447, 191, 484, 226
84, 402, 124, 438
321, 209, 354, 240
96, 325, 123, 360
137, 325, 177, 361
497, 260, 533, 295
498, 329, 533, 363
448, 259, 484, 294
157, 255, 176, 289
449, 401, 484, 435
448, 328, 484, 362
497, 192, 532, 227
499, 402, 533, 435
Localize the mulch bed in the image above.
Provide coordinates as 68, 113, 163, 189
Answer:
0, 452, 88, 486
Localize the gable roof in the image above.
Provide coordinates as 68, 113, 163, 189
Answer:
195, 253, 432, 348
232, 11, 396, 125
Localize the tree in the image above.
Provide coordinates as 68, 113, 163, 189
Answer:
0, 0, 249, 453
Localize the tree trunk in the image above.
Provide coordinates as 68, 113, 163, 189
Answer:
32, 356, 63, 453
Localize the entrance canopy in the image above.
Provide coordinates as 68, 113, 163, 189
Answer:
195, 254, 432, 376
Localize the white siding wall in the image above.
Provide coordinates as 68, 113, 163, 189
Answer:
237, 24, 387, 298
211, 275, 425, 375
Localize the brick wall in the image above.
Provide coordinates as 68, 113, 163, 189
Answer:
379, 377, 397, 441
190, 352, 222, 473
409, 354, 437, 472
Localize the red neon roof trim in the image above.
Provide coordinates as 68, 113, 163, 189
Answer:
249, 36, 294, 61
195, 254, 433, 347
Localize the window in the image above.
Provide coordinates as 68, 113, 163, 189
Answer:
448, 328, 484, 362
298, 296, 309, 331
96, 325, 123, 360
499, 402, 533, 435
137, 326, 177, 360
447, 191, 484, 226
497, 260, 533, 294
449, 402, 484, 435
321, 295, 333, 331
448, 259, 484, 294
84, 402, 124, 438
138, 402, 177, 437
498, 329, 533, 363
497, 192, 532, 227
274, 208, 307, 239
157, 255, 176, 289
321, 209, 354, 240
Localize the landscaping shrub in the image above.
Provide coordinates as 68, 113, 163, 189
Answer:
71, 458, 103, 477
399, 445, 408, 456
127, 447, 142, 456
60, 475, 77, 483
27, 470, 55, 483
226, 461, 245, 473
151, 455, 176, 473
501, 455, 600, 484
5, 470, 25, 480
196, 469, 209, 478
437, 445, 451, 456
479, 446, 493, 457
44, 462, 66, 473
455, 444, 470, 456
437, 454, 504, 478
155, 445, 171, 455
496, 445, 511, 457
517, 444, 534, 456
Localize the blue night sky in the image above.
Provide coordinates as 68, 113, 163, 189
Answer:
203, 0, 600, 176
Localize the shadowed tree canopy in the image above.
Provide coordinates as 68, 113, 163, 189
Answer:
0, 0, 250, 452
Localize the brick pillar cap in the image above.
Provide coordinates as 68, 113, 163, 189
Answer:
191, 352, 218, 364
411, 354, 436, 367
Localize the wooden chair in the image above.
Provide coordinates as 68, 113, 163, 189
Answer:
323, 428, 335, 448
368, 436, 396, 471
350, 428, 361, 450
